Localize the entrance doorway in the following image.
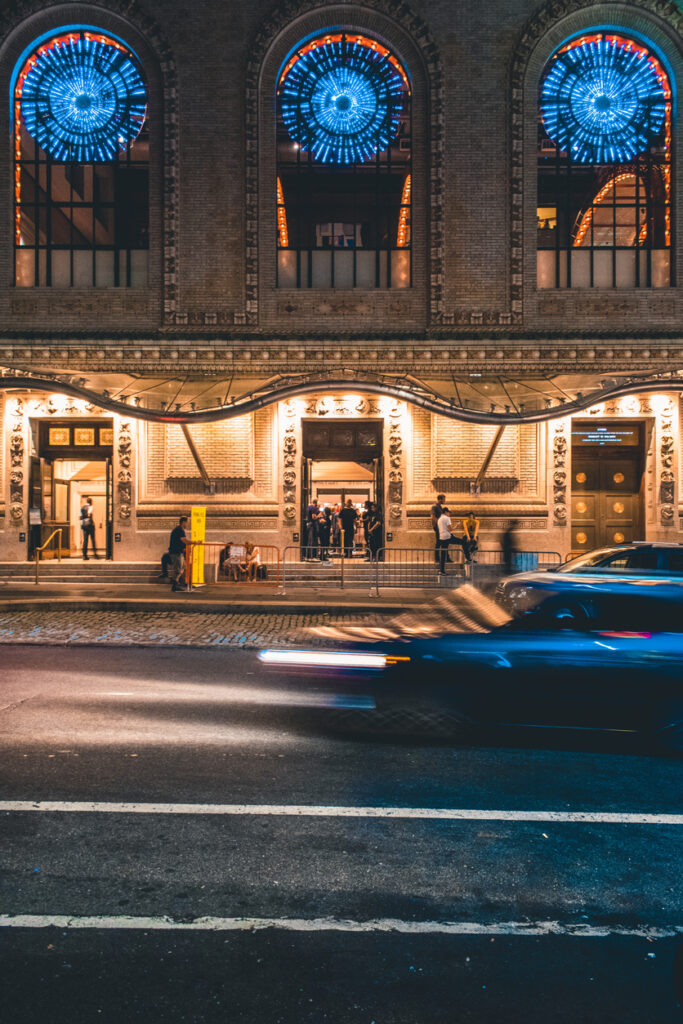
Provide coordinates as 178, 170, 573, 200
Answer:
29, 419, 114, 559
300, 418, 384, 554
570, 420, 645, 551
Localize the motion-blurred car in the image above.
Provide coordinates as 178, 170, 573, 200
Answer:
258, 588, 683, 749
496, 543, 683, 627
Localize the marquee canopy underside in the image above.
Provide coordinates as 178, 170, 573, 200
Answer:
1, 367, 682, 424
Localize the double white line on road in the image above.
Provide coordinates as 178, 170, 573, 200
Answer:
0, 801, 682, 825
1, 915, 681, 938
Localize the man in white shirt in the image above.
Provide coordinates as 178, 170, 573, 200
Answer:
437, 507, 456, 574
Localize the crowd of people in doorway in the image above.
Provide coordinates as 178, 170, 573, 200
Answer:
304, 498, 382, 561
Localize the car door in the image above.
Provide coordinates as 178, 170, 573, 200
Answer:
414, 629, 617, 727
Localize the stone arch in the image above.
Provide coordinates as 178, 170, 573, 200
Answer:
245, 0, 444, 325
510, 0, 683, 317
0, 1, 178, 320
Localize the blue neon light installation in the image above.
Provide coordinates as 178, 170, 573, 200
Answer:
19, 34, 146, 162
280, 37, 406, 164
540, 37, 667, 163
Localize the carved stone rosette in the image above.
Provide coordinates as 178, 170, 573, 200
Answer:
552, 419, 568, 525
116, 420, 133, 521
8, 399, 25, 524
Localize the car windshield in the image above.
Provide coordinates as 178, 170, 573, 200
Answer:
557, 548, 629, 572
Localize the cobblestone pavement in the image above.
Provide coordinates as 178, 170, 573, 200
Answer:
0, 609, 394, 648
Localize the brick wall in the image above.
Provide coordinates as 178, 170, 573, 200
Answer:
0, 0, 681, 344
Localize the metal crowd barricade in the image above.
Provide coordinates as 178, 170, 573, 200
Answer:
184, 541, 281, 591
372, 546, 467, 595
372, 547, 563, 595
280, 543, 377, 594
467, 549, 562, 587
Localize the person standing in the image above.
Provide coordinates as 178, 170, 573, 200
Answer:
502, 519, 520, 575
431, 493, 446, 564
80, 496, 98, 559
319, 506, 332, 562
461, 511, 480, 563
339, 499, 358, 558
168, 515, 188, 592
437, 506, 456, 574
331, 503, 341, 553
305, 499, 320, 560
367, 502, 382, 561
361, 501, 371, 559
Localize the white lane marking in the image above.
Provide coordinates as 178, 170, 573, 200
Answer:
0, 914, 681, 938
0, 802, 681, 825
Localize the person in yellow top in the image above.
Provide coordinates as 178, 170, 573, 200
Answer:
460, 512, 480, 563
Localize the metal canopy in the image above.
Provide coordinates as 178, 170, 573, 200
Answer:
1, 367, 682, 424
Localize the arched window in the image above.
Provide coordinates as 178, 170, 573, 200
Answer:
537, 32, 672, 289
12, 29, 148, 287
276, 31, 411, 289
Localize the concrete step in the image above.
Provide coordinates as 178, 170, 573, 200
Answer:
0, 562, 160, 584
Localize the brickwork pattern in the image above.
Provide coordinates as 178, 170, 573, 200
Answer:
166, 420, 253, 480
410, 408, 432, 497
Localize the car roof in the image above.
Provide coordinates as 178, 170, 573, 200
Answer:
630, 542, 683, 549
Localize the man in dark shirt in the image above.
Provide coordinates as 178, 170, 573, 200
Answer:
168, 516, 188, 592
305, 500, 320, 559
431, 493, 445, 563
339, 500, 358, 558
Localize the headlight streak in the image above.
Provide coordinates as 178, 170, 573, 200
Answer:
258, 649, 395, 670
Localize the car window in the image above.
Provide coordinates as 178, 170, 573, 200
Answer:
626, 549, 658, 571
662, 549, 683, 573
599, 553, 630, 569
558, 548, 628, 572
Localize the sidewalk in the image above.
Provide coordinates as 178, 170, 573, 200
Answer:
0, 580, 438, 615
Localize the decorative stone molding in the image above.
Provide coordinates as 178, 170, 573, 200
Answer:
138, 517, 279, 531
245, 0, 444, 324
552, 419, 569, 525
408, 517, 548, 530
0, 0, 179, 324
116, 420, 133, 521
305, 395, 381, 418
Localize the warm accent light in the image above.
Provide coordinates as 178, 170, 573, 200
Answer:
276, 177, 289, 247
397, 174, 411, 247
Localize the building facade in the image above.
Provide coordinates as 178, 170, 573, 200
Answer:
2, 0, 683, 561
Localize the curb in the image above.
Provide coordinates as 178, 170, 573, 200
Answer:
0, 599, 409, 615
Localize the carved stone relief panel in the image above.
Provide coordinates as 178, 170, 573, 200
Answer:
8, 398, 25, 524
552, 418, 568, 526
116, 420, 133, 522
388, 401, 404, 522
282, 400, 298, 522
654, 396, 676, 526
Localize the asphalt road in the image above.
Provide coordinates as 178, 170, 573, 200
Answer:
0, 645, 681, 1023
